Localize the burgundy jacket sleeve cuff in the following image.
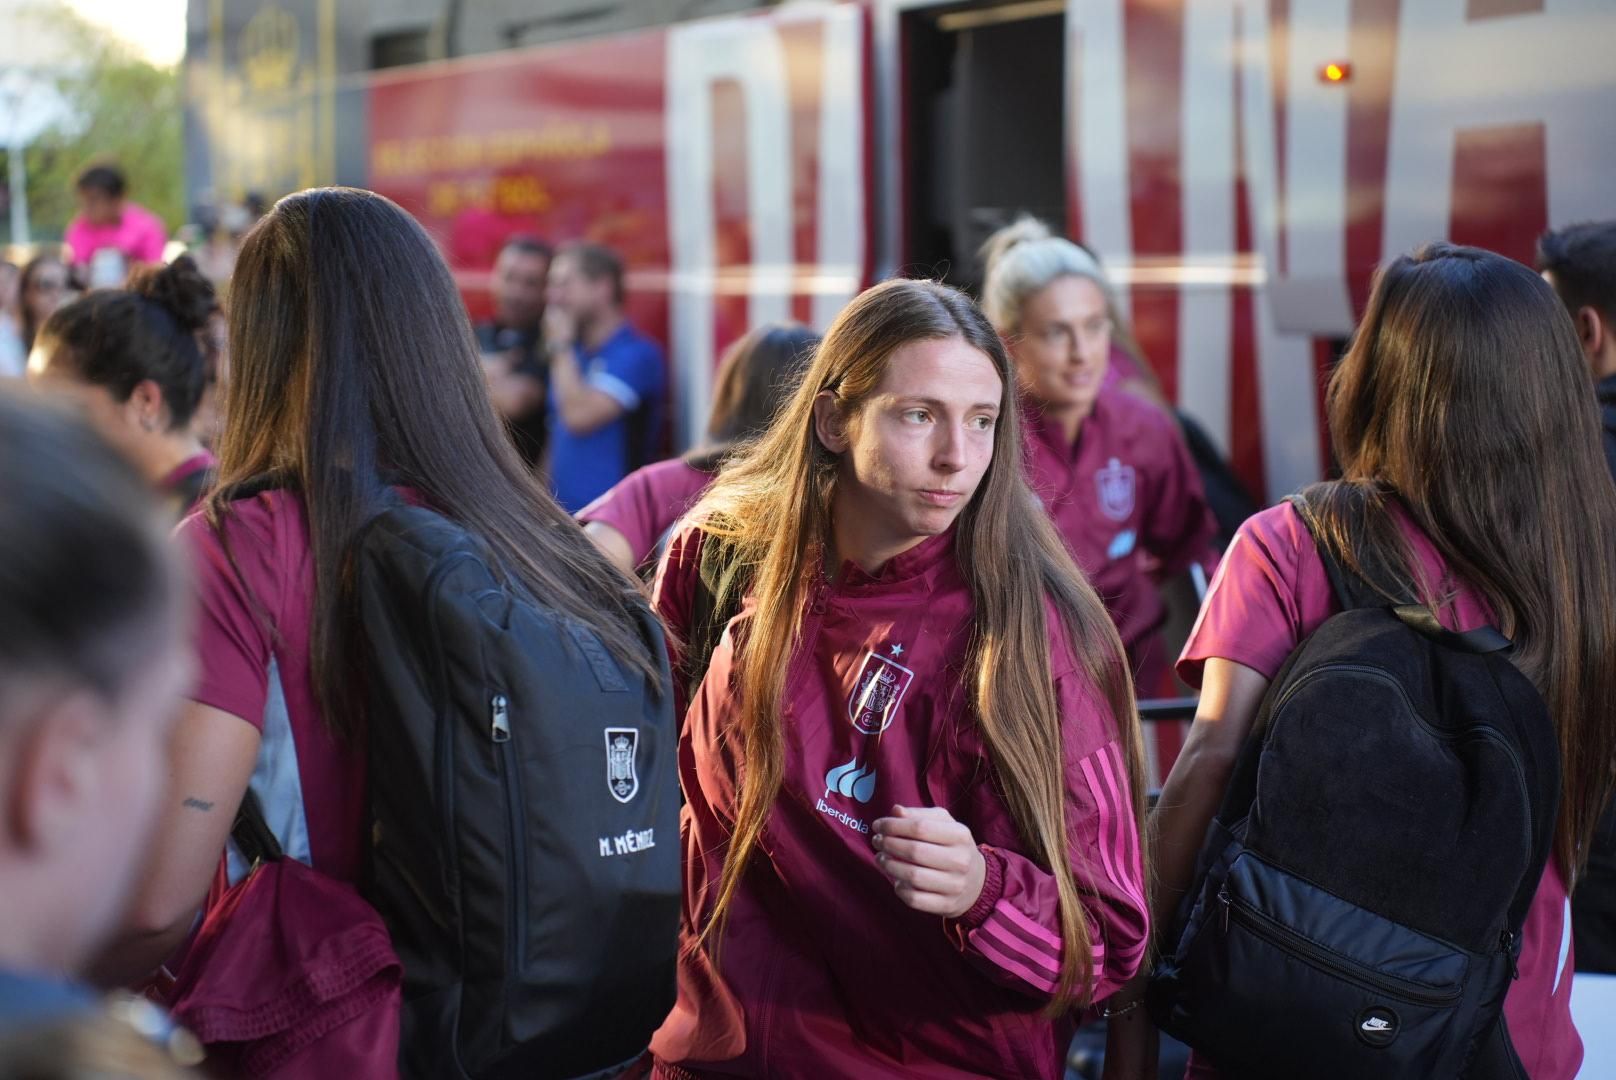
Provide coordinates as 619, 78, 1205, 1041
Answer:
952, 844, 1006, 931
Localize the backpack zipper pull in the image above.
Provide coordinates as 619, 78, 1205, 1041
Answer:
490, 694, 510, 743
1218, 886, 1232, 933
1500, 930, 1519, 980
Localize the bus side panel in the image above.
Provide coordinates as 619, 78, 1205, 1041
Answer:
1064, 0, 1616, 501
366, 33, 671, 338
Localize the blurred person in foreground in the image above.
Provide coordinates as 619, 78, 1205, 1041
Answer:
543, 241, 667, 511
1538, 219, 1616, 976
65, 165, 168, 289
476, 235, 554, 470
28, 257, 220, 517
0, 1000, 199, 1080
579, 322, 817, 575
0, 387, 192, 1033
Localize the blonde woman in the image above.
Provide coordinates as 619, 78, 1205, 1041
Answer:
980, 218, 1218, 696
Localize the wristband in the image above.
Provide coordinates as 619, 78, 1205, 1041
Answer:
1102, 997, 1145, 1019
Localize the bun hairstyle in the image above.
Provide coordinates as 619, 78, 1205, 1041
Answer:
130, 256, 225, 390
38, 256, 219, 431
978, 216, 1116, 334
127, 256, 218, 334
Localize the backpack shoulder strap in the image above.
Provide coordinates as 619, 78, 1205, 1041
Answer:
1288, 497, 1518, 654
231, 788, 283, 868
217, 469, 298, 503
1390, 605, 1513, 655
684, 533, 746, 694
1286, 494, 1389, 612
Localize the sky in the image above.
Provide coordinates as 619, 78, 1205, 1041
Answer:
64, 0, 187, 66
0, 0, 186, 143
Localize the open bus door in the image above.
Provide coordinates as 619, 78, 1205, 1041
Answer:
892, 0, 1067, 291
883, 0, 1215, 792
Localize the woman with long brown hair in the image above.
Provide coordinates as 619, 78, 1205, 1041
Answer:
649, 278, 1150, 1078
92, 188, 661, 990
1114, 243, 1616, 1078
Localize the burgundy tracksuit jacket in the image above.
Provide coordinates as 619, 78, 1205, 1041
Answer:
649, 525, 1149, 1079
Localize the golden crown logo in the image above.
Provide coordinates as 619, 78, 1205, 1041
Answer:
241, 6, 299, 93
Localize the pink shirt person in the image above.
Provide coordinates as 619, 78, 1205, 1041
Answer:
65, 202, 168, 271
1179, 501, 1581, 1079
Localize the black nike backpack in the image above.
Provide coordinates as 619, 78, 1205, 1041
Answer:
1148, 499, 1561, 1079
355, 502, 680, 1079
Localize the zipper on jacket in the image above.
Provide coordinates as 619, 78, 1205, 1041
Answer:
751, 938, 787, 1074
1217, 886, 1463, 1007
492, 692, 529, 970
782, 580, 833, 707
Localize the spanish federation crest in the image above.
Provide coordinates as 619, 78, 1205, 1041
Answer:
1095, 457, 1136, 522
605, 727, 640, 803
848, 649, 916, 735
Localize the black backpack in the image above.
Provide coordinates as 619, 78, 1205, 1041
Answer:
1149, 499, 1561, 1079
356, 503, 680, 1079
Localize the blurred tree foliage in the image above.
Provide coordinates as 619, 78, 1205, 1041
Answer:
2, 2, 183, 244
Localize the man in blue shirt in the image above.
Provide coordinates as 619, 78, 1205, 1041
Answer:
543, 242, 667, 512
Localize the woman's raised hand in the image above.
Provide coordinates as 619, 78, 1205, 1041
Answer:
871, 805, 987, 919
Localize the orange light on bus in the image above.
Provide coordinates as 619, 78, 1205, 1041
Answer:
1320, 62, 1352, 84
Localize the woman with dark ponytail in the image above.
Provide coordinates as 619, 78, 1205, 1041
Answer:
29, 256, 219, 515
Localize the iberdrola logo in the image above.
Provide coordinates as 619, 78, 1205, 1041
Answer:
825, 757, 877, 804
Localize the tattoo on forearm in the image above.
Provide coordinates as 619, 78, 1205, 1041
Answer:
182, 797, 215, 812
